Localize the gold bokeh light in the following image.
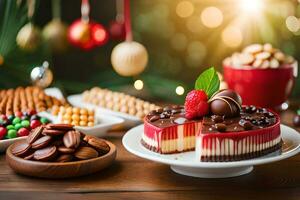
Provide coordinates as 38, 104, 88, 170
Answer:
200, 7, 223, 28
221, 26, 243, 48
176, 1, 194, 18
175, 86, 185, 95
134, 80, 144, 90
286, 16, 300, 32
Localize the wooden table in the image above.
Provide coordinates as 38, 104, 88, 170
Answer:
0, 109, 299, 200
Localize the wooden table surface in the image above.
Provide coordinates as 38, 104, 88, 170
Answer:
0, 109, 300, 200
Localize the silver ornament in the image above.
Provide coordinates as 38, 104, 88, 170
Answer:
30, 61, 53, 88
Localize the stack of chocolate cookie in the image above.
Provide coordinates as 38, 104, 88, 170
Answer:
0, 86, 66, 115
11, 124, 110, 162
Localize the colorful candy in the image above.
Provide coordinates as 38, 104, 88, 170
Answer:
0, 111, 50, 140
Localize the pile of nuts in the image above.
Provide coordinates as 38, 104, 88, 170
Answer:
223, 43, 296, 69
11, 124, 110, 162
82, 87, 160, 119
51, 106, 95, 127
0, 86, 65, 115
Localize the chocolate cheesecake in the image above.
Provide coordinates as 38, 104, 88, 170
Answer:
142, 88, 282, 162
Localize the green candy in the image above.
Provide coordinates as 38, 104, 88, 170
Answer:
21, 120, 30, 127
14, 123, 23, 130
6, 125, 15, 130
12, 117, 21, 125
7, 129, 17, 138
40, 117, 49, 124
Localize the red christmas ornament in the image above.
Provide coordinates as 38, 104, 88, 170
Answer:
67, 0, 108, 50
109, 20, 126, 41
91, 22, 109, 46
68, 19, 94, 50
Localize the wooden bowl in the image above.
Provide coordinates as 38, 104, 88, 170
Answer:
6, 140, 117, 179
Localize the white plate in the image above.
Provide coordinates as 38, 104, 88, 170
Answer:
68, 94, 142, 128
0, 137, 27, 153
39, 111, 124, 137
123, 124, 300, 178
74, 113, 124, 136
44, 87, 65, 101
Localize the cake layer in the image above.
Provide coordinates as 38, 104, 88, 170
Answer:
143, 121, 201, 153
141, 136, 195, 154
201, 142, 282, 162
196, 113, 281, 161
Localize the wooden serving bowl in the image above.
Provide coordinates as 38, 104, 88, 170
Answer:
6, 140, 117, 179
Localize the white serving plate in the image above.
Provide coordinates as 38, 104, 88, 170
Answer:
123, 124, 300, 178
67, 94, 142, 128
0, 137, 27, 153
44, 87, 65, 101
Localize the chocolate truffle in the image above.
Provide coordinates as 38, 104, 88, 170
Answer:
209, 89, 242, 118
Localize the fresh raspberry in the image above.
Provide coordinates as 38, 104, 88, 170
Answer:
184, 90, 209, 119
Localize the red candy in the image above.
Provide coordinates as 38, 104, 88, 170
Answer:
184, 90, 209, 119
0, 127, 7, 139
14, 111, 23, 118
29, 110, 37, 116
17, 128, 30, 137
0, 114, 7, 121
30, 120, 41, 129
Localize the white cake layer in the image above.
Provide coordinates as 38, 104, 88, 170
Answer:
196, 135, 281, 157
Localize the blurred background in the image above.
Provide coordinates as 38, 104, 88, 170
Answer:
0, 0, 299, 104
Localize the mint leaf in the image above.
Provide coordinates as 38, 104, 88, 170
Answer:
297, 109, 300, 115
194, 67, 220, 98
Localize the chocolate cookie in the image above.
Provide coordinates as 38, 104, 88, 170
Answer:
46, 124, 74, 131
11, 141, 31, 157
27, 126, 43, 144
57, 146, 75, 154
84, 135, 110, 155
63, 130, 81, 149
31, 135, 52, 149
56, 154, 73, 162
75, 146, 98, 160
33, 146, 57, 161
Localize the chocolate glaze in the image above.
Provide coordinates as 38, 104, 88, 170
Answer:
146, 105, 277, 132
145, 105, 198, 128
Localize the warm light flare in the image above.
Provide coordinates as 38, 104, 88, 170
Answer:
239, 0, 264, 14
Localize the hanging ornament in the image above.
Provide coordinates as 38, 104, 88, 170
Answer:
16, 0, 41, 51
42, 0, 68, 53
91, 22, 109, 46
68, 0, 108, 50
0, 54, 4, 66
109, 0, 126, 41
30, 61, 53, 88
111, 0, 148, 76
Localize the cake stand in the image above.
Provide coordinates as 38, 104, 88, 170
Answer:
122, 124, 300, 178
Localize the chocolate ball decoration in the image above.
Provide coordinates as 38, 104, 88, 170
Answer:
209, 89, 242, 118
